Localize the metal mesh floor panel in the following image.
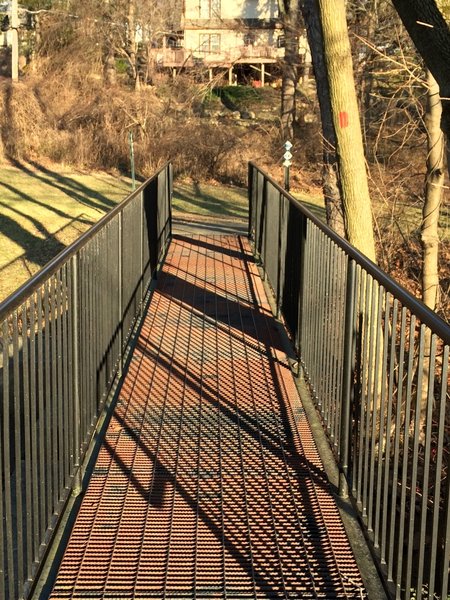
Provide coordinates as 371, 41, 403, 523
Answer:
50, 235, 367, 599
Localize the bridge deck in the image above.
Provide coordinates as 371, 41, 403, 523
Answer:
49, 235, 367, 599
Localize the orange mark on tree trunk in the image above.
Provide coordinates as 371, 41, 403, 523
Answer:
339, 111, 349, 128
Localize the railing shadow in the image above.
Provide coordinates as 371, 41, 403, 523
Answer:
49, 234, 364, 597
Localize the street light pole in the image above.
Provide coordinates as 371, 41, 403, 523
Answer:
11, 0, 19, 82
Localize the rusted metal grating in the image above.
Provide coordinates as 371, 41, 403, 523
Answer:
50, 234, 367, 599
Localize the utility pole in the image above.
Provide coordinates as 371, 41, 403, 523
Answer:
11, 0, 19, 82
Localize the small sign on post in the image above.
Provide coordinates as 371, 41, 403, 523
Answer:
283, 140, 292, 192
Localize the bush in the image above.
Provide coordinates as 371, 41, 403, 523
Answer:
0, 67, 284, 186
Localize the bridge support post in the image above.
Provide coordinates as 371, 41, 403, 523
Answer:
71, 254, 82, 495
339, 258, 357, 498
118, 211, 124, 377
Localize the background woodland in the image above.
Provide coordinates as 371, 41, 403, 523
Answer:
0, 0, 449, 321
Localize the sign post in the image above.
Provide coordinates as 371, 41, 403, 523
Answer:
283, 141, 292, 192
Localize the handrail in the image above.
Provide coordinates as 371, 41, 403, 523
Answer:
248, 161, 450, 342
249, 162, 450, 600
0, 162, 173, 599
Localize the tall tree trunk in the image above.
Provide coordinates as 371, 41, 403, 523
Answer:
360, 0, 379, 127
419, 69, 445, 441
318, 0, 376, 261
390, 0, 450, 177
278, 0, 300, 140
127, 0, 140, 90
422, 69, 444, 311
301, 0, 345, 236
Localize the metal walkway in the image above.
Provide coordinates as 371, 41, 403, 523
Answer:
49, 234, 367, 599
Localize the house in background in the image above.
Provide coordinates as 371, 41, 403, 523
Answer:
153, 0, 309, 85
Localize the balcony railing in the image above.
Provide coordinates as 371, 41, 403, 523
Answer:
0, 164, 172, 599
248, 162, 450, 600
151, 44, 282, 68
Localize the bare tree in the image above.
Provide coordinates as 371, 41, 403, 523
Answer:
390, 0, 450, 168
301, 0, 345, 236
278, 0, 301, 140
422, 69, 445, 311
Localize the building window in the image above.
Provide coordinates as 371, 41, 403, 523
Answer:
199, 0, 221, 19
212, 0, 221, 16
210, 33, 220, 52
199, 33, 220, 53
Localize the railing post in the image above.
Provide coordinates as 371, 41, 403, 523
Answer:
295, 211, 307, 376
248, 163, 253, 240
262, 179, 268, 281
339, 258, 357, 498
71, 254, 82, 495
168, 163, 173, 238
118, 211, 123, 376
276, 191, 284, 319
140, 190, 144, 313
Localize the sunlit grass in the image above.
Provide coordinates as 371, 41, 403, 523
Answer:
0, 162, 132, 301
0, 166, 249, 302
173, 180, 247, 220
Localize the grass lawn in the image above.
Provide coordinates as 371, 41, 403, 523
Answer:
173, 180, 248, 221
0, 165, 251, 303
0, 161, 132, 302
172, 180, 326, 224
2, 159, 448, 309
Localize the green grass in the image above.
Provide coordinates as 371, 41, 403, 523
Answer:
211, 85, 280, 118
173, 180, 248, 221
0, 166, 249, 302
291, 190, 326, 221
214, 85, 262, 106
0, 161, 132, 301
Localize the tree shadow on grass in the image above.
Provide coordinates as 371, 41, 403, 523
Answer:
9, 158, 118, 214
0, 212, 65, 269
0, 177, 95, 266
173, 187, 247, 219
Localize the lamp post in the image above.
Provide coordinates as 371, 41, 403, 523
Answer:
129, 130, 136, 191
283, 140, 292, 192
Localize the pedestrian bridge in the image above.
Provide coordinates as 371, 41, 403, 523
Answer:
0, 164, 449, 600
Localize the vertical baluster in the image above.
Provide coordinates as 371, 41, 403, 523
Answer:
368, 283, 383, 533
2, 318, 14, 599
12, 311, 24, 589
415, 333, 436, 596
380, 295, 397, 565
339, 258, 356, 497
50, 277, 58, 511
21, 303, 32, 583
56, 272, 64, 500
29, 294, 39, 561
71, 254, 81, 494
388, 306, 407, 584
395, 314, 416, 599
429, 345, 449, 598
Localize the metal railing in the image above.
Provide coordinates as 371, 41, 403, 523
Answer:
248, 163, 450, 600
150, 44, 282, 68
0, 163, 172, 599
